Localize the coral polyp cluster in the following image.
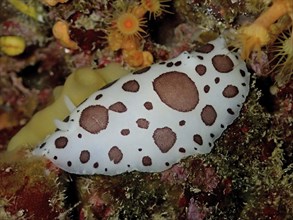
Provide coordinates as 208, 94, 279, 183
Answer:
141, 0, 171, 18
236, 0, 293, 89
106, 0, 171, 67
237, 0, 293, 60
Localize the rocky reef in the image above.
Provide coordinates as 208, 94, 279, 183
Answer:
0, 0, 292, 219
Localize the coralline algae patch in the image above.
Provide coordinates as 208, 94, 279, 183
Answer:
0, 150, 68, 219
33, 37, 250, 175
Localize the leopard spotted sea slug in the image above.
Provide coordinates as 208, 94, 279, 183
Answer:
33, 37, 250, 175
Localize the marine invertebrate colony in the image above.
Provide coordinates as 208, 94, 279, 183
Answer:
33, 37, 250, 175
106, 0, 171, 67
107, 2, 147, 49
238, 0, 293, 60
106, 2, 150, 67
114, 9, 146, 39
140, 0, 171, 18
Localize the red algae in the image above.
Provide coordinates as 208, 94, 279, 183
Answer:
0, 154, 69, 219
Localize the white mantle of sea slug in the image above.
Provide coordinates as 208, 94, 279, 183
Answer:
33, 37, 250, 175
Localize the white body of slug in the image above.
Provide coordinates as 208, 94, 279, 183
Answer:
33, 37, 250, 175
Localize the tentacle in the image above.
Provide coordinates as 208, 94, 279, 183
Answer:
64, 95, 76, 112
54, 119, 69, 131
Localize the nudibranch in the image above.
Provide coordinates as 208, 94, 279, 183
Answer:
33, 37, 250, 175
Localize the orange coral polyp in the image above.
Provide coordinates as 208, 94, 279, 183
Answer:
143, 0, 160, 12
116, 13, 145, 38
107, 30, 123, 51
133, 5, 148, 18
121, 37, 140, 51
141, 0, 171, 18
123, 49, 144, 67
124, 19, 134, 29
